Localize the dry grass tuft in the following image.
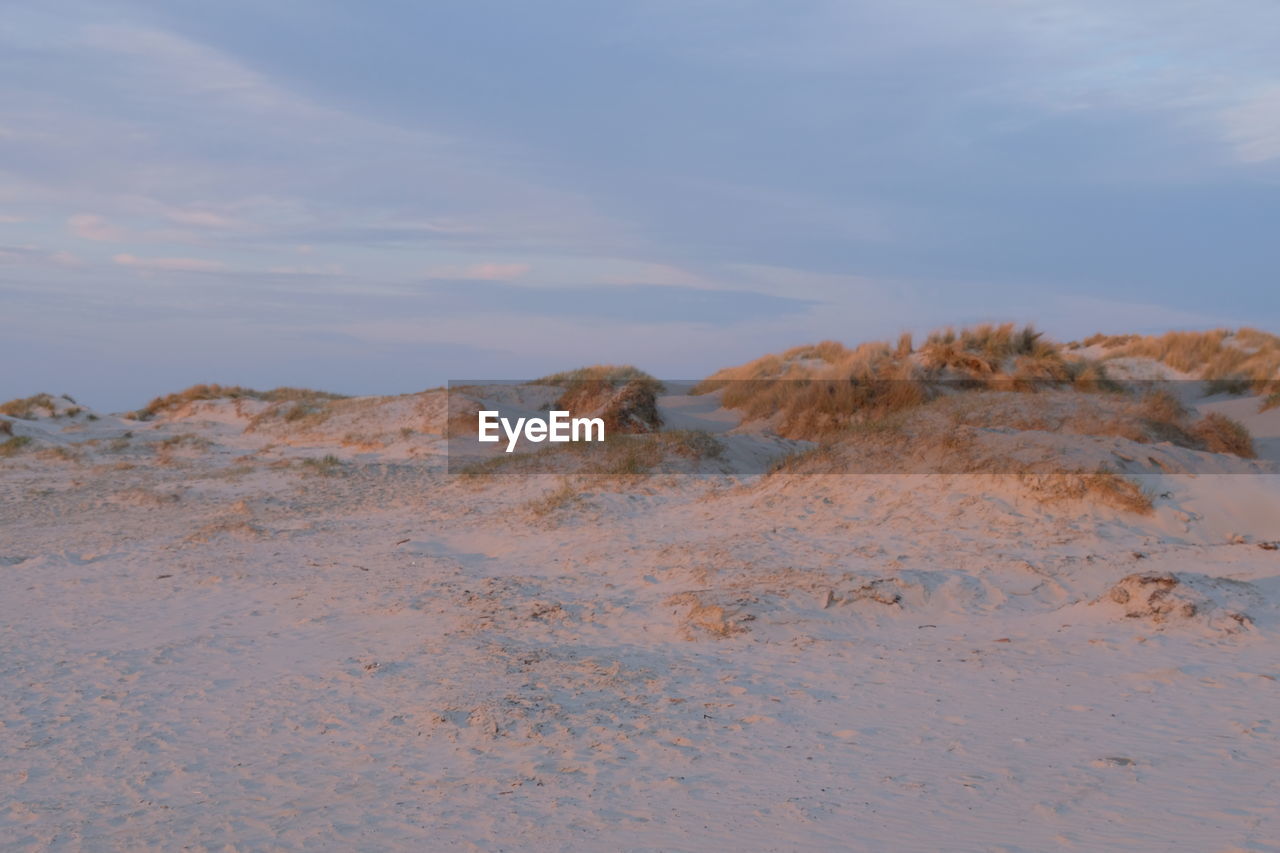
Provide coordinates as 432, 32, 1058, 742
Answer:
157, 433, 213, 451
1189, 413, 1256, 458
300, 454, 344, 475
1080, 333, 1140, 348
36, 446, 83, 464
1020, 468, 1154, 515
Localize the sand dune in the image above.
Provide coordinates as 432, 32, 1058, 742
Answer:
3, 342, 1280, 851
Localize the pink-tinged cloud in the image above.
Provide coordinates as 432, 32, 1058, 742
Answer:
165, 209, 240, 228
113, 253, 225, 272
68, 213, 127, 241
424, 261, 530, 280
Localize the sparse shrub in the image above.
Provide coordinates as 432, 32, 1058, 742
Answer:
525, 478, 583, 516
1189, 413, 1256, 458
458, 454, 520, 478
0, 419, 11, 436
38, 446, 81, 463
766, 444, 839, 476
157, 434, 212, 452
1, 435, 33, 457
301, 454, 344, 474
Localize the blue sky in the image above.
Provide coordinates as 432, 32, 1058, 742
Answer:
2, 0, 1278, 409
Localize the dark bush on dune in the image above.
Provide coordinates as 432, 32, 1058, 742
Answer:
537, 365, 664, 434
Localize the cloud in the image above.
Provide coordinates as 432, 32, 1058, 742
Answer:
423, 262, 530, 281
163, 209, 241, 229
1218, 86, 1280, 164
0, 214, 27, 224
403, 281, 817, 325
68, 213, 126, 241
0, 244, 82, 268
112, 253, 224, 272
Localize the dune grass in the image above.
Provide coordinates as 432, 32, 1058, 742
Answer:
1020, 467, 1155, 515
534, 365, 660, 387
133, 384, 348, 420
1093, 328, 1280, 388
0, 393, 61, 419
300, 454, 344, 475
536, 365, 665, 434
694, 324, 1114, 439
1189, 412, 1256, 458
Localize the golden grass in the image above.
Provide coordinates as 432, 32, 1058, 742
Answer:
133, 384, 347, 420
1079, 333, 1140, 348
535, 365, 658, 386
695, 324, 1110, 439
1098, 328, 1280, 387
0, 393, 60, 419
538, 365, 665, 434
1189, 413, 1256, 458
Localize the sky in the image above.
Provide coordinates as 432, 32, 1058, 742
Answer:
2, 0, 1279, 410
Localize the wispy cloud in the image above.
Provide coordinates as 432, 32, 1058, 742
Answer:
68, 213, 126, 242
423, 262, 530, 281
113, 253, 225, 272
2, 0, 1278, 408
1218, 86, 1280, 164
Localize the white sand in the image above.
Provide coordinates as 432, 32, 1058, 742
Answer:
2, 388, 1279, 851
